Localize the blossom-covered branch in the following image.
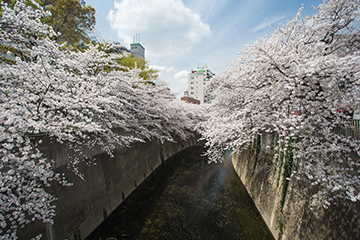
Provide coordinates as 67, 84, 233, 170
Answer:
0, 1, 206, 238
200, 0, 360, 208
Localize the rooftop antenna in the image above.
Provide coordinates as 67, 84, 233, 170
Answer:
133, 33, 141, 43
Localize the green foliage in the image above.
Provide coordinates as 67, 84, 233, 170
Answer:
276, 154, 283, 188
41, 0, 96, 45
0, 0, 49, 63
0, 45, 16, 64
116, 55, 159, 82
280, 138, 294, 209
1, 0, 13, 6
2, 0, 42, 8
270, 134, 279, 159
276, 135, 283, 188
253, 134, 261, 170
74, 228, 81, 240
1, 0, 95, 60
60, 41, 159, 82
278, 220, 284, 240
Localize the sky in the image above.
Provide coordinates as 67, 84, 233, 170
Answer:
85, 0, 323, 98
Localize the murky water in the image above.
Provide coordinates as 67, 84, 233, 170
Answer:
86, 145, 274, 240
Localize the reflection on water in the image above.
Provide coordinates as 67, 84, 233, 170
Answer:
86, 145, 274, 240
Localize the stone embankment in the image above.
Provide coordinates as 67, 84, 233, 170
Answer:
232, 132, 360, 240
18, 135, 200, 240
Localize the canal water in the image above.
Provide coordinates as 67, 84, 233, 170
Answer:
86, 145, 274, 240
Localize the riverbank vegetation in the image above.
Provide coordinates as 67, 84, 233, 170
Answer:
201, 0, 360, 210
0, 1, 205, 238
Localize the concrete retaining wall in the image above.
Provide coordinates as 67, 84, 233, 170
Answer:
18, 136, 200, 240
232, 132, 360, 240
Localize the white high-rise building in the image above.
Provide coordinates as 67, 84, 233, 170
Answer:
187, 65, 214, 104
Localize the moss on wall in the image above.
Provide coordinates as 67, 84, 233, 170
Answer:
232, 132, 360, 240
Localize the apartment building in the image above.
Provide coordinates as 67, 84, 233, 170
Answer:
187, 65, 214, 104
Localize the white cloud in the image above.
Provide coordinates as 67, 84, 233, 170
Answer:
150, 65, 174, 77
251, 14, 287, 32
107, 0, 212, 58
174, 70, 189, 83
150, 65, 174, 72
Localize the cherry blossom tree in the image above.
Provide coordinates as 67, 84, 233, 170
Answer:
0, 1, 205, 238
201, 0, 360, 208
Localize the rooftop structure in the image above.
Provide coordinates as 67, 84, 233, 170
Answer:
112, 34, 145, 59
130, 43, 145, 59
181, 90, 200, 104
130, 34, 145, 59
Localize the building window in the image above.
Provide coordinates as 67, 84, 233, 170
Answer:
191, 87, 194, 89
191, 92, 194, 94
191, 77, 194, 79
191, 82, 194, 84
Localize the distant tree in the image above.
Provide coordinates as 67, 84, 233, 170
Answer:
89, 43, 159, 82
116, 55, 159, 82
41, 0, 95, 45
201, 0, 360, 209
1, 0, 12, 6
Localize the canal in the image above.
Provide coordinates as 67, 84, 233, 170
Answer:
86, 145, 274, 240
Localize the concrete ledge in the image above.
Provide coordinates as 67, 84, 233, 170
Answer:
18, 136, 200, 240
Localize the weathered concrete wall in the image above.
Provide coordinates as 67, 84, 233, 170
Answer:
232, 132, 360, 240
18, 136, 200, 240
